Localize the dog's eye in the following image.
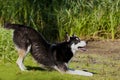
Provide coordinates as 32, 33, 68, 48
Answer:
75, 38, 80, 42
76, 38, 79, 40
74, 40, 80, 44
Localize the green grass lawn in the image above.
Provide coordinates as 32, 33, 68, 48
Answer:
0, 56, 92, 80
0, 28, 120, 80
0, 53, 120, 80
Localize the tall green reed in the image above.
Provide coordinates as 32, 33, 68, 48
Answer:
0, 0, 120, 41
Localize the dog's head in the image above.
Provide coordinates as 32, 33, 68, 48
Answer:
65, 32, 86, 54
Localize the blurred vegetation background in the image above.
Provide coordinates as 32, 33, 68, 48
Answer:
0, 0, 120, 42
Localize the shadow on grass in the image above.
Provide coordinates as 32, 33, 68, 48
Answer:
83, 69, 98, 74
26, 66, 46, 71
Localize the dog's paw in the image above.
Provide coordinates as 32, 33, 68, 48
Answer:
75, 70, 93, 76
66, 69, 93, 76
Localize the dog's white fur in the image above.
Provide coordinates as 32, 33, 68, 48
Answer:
16, 45, 31, 71
71, 41, 86, 54
66, 69, 93, 76
53, 66, 93, 76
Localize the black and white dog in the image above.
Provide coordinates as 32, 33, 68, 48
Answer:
4, 23, 93, 76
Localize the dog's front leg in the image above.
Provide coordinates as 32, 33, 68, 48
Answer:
53, 62, 68, 73
66, 69, 93, 76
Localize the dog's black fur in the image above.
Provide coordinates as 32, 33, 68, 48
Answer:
4, 23, 93, 76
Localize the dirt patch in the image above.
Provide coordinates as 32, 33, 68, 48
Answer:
85, 40, 120, 54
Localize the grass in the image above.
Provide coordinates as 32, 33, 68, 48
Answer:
0, 28, 120, 80
0, 28, 16, 63
0, 51, 120, 80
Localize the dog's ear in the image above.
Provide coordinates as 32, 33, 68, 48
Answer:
64, 32, 70, 42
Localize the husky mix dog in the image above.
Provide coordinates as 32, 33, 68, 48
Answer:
4, 23, 93, 76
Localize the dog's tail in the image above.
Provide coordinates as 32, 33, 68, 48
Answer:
4, 23, 19, 30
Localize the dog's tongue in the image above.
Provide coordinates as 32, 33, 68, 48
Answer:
78, 47, 87, 52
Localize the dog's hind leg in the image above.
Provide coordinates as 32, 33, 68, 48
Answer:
16, 48, 27, 71
16, 45, 31, 71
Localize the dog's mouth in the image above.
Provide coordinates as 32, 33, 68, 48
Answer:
78, 47, 87, 52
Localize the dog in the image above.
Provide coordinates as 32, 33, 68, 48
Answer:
4, 23, 93, 76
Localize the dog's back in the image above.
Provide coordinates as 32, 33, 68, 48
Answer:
4, 23, 43, 50
4, 23, 50, 49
